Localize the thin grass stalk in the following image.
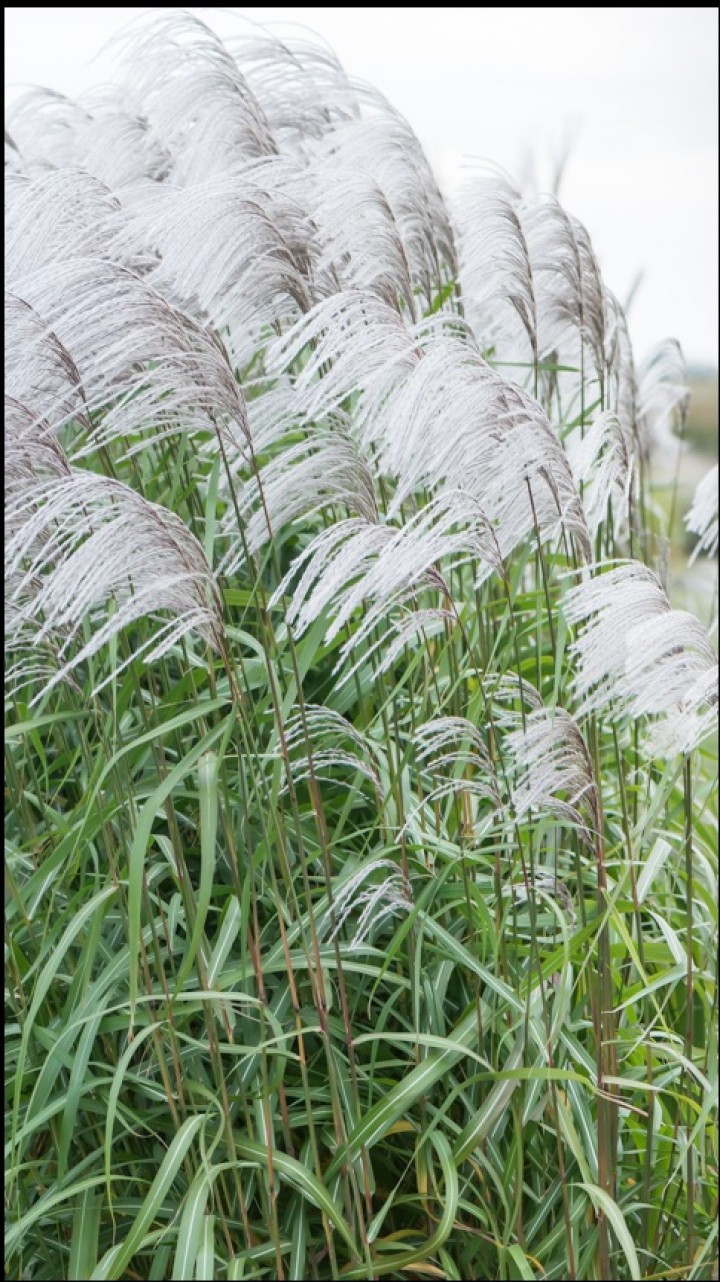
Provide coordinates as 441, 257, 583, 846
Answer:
684, 752, 695, 1269
589, 715, 615, 1279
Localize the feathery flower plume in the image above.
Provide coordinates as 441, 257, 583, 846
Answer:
565, 562, 718, 755
5, 399, 72, 497
455, 173, 611, 400
306, 163, 417, 314
9, 259, 249, 457
648, 665, 718, 758
227, 31, 360, 148
325, 859, 413, 951
488, 673, 544, 728
226, 420, 378, 569
414, 715, 500, 800
5, 294, 90, 436
567, 409, 636, 539
522, 195, 607, 378
372, 332, 592, 566
506, 706, 600, 843
267, 287, 421, 423
410, 715, 502, 844
637, 338, 690, 453
272, 491, 504, 687
454, 170, 537, 360
270, 294, 591, 566
72, 86, 173, 189
374, 606, 455, 676
280, 704, 381, 800
5, 470, 222, 701
118, 167, 315, 361
5, 88, 91, 173
685, 464, 719, 563
502, 868, 578, 927
604, 289, 639, 447
117, 12, 278, 180
6, 168, 149, 281
309, 113, 457, 298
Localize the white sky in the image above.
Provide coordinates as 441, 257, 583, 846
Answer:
5, 6, 719, 368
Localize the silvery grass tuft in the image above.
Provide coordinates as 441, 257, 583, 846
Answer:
686, 463, 719, 563
5, 12, 717, 1282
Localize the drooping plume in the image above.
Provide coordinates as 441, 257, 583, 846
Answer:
8, 259, 249, 458
269, 292, 592, 569
324, 859, 413, 951
280, 703, 382, 800
565, 563, 718, 756
566, 409, 636, 540
271, 491, 506, 683
454, 170, 537, 361
115, 165, 316, 363
456, 176, 607, 380
407, 714, 502, 843
6, 470, 222, 701
222, 417, 378, 572
307, 114, 458, 300
506, 706, 600, 843
116, 12, 278, 181
685, 464, 719, 563
636, 338, 690, 454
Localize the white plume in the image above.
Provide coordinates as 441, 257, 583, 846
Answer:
221, 419, 378, 573
280, 704, 381, 799
9, 260, 249, 457
116, 167, 315, 363
269, 294, 591, 568
567, 409, 636, 539
454, 171, 537, 360
6, 470, 222, 702
306, 114, 457, 300
637, 339, 690, 453
325, 859, 412, 951
507, 707, 600, 843
685, 464, 719, 563
565, 563, 717, 756
272, 491, 505, 683
116, 13, 278, 181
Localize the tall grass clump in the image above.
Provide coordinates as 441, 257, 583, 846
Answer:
5, 13, 718, 1280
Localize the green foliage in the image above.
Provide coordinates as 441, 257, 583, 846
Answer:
6, 395, 717, 1277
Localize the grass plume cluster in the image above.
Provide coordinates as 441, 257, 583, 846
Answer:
5, 13, 718, 1281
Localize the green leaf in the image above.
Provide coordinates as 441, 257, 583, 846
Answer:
92, 1115, 205, 1279
233, 1136, 361, 1259
578, 1183, 641, 1280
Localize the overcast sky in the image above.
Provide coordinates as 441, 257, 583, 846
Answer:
5, 6, 718, 368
